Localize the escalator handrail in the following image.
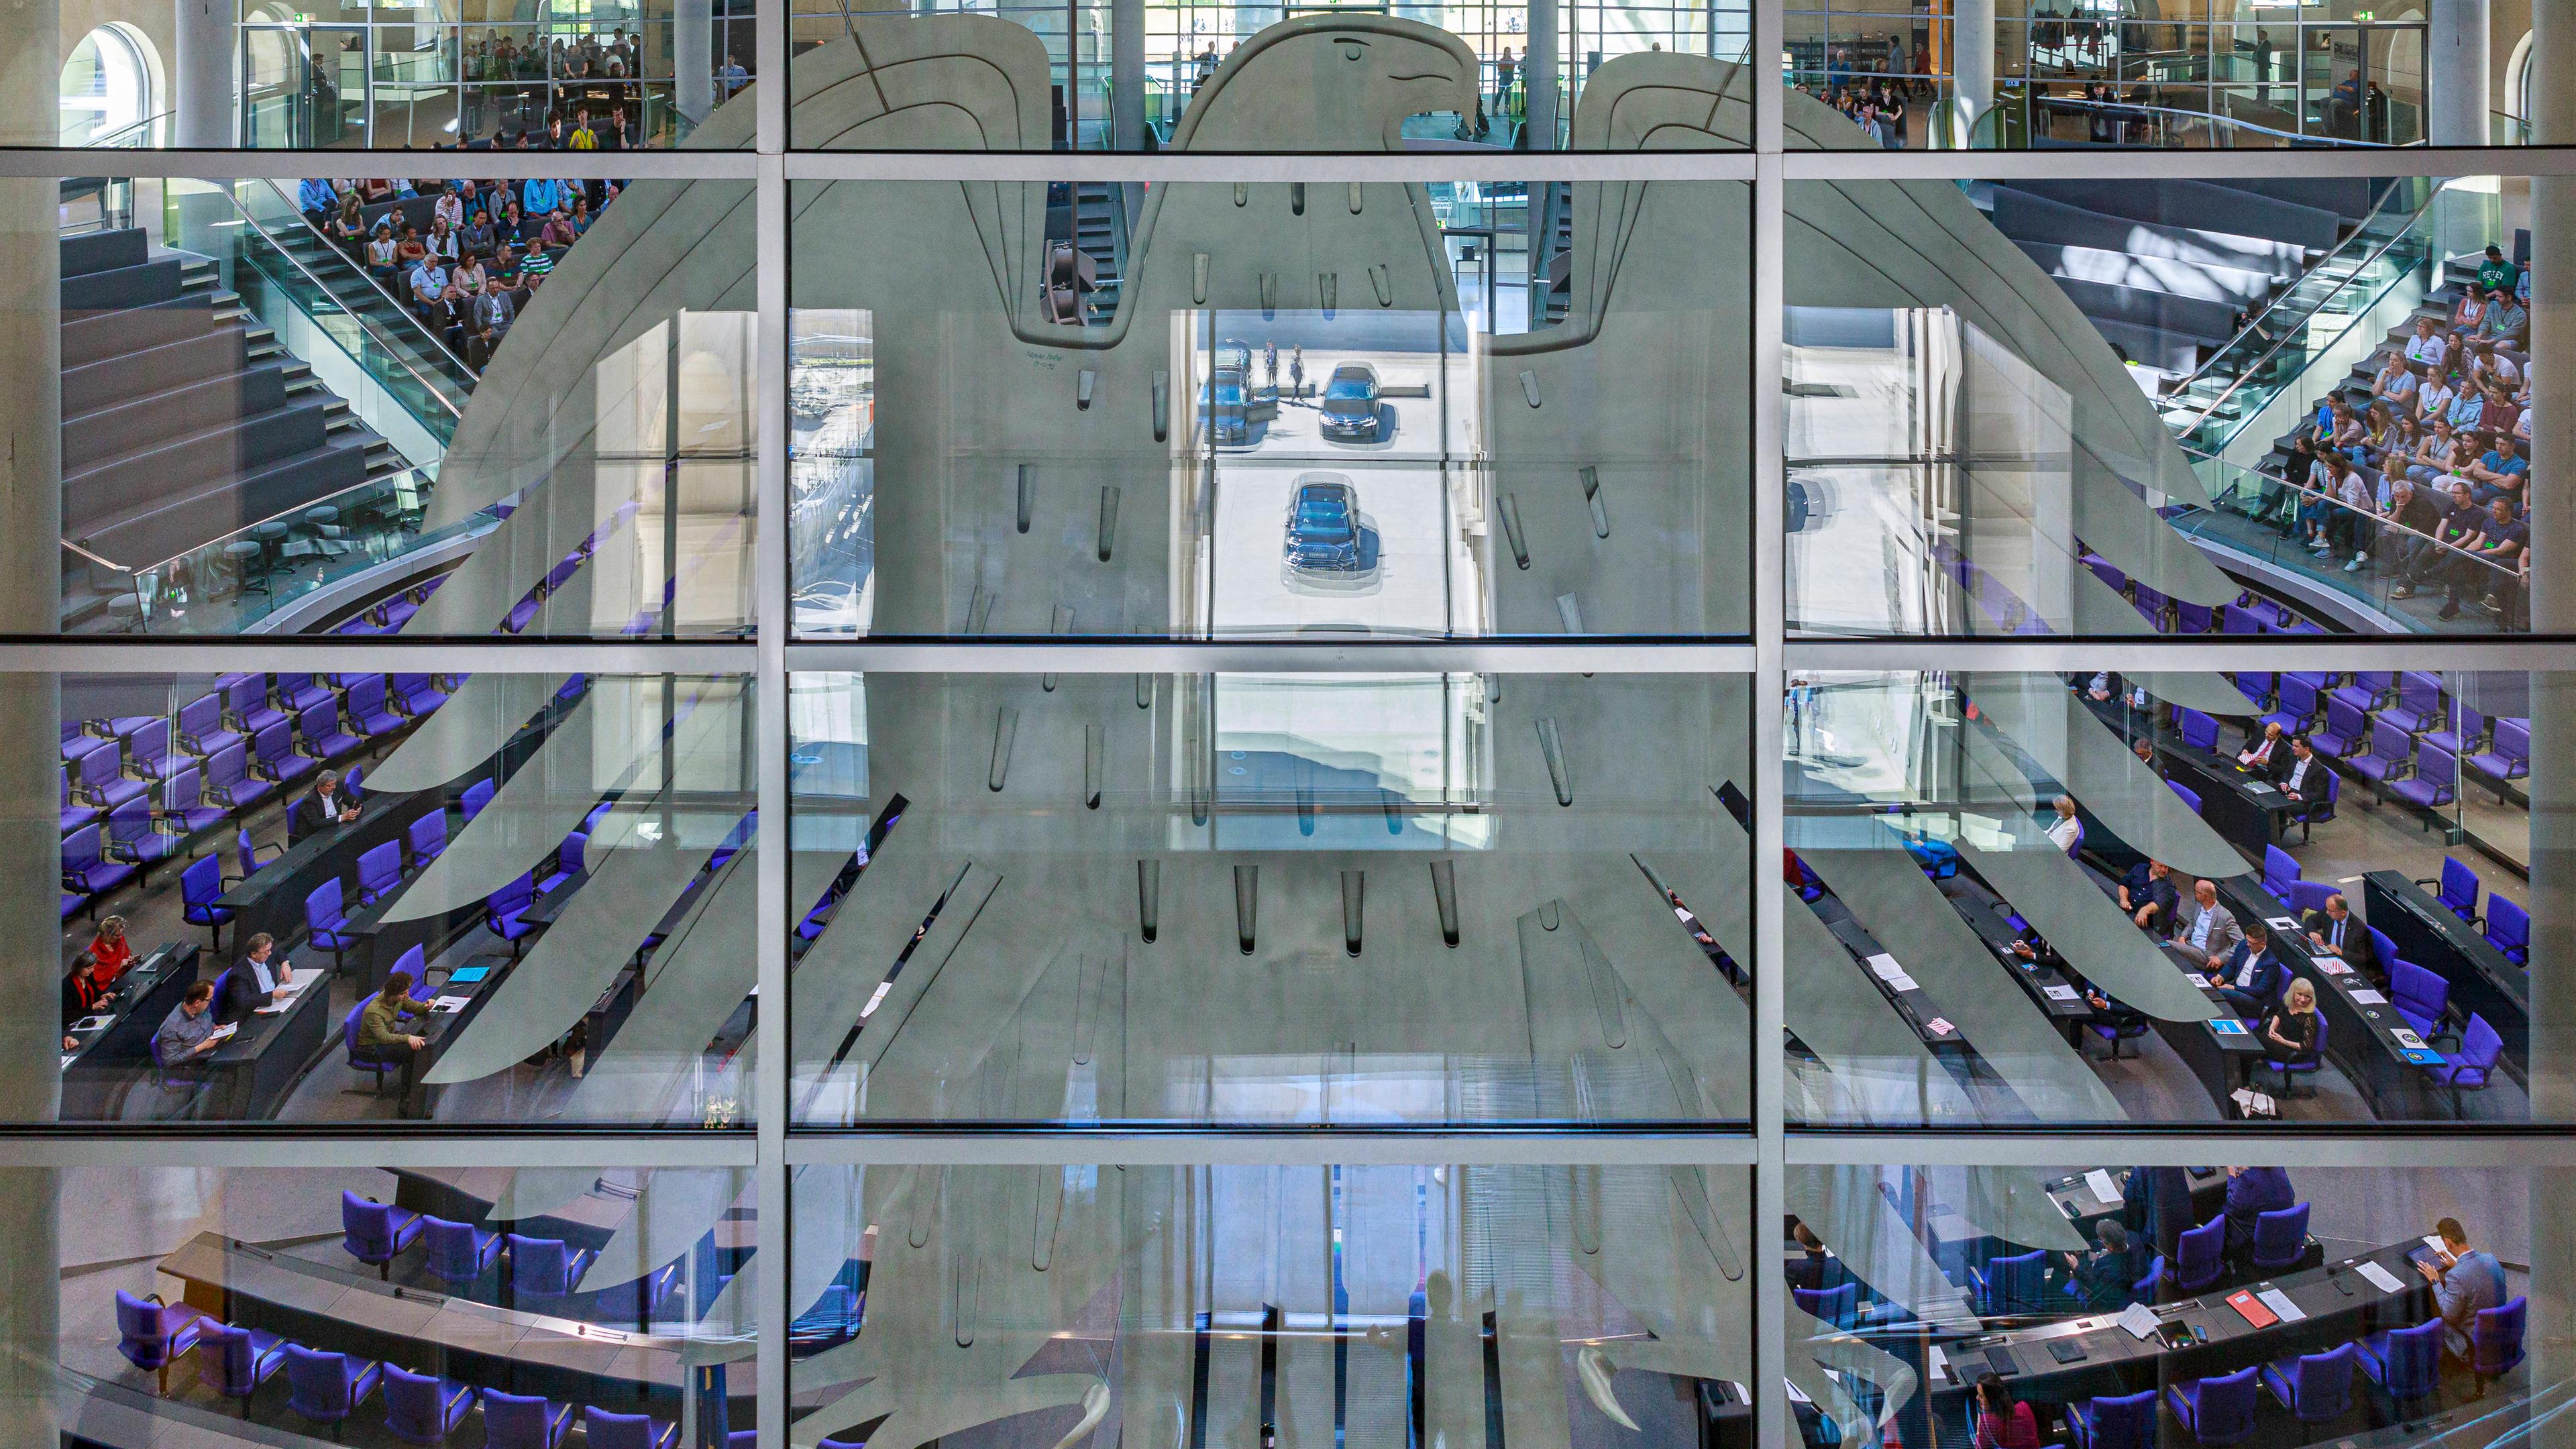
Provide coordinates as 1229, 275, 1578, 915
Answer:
241, 178, 480, 405
2165, 178, 2446, 443
2163, 176, 2435, 409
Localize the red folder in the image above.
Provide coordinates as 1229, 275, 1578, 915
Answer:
2225, 1289, 2279, 1329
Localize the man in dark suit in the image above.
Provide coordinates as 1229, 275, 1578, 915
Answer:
213, 932, 294, 1024
2124, 1165, 2194, 1260
2214, 921, 2288, 1018
2222, 1165, 2295, 1261
287, 768, 363, 845
2118, 859, 2180, 934
2301, 892, 2378, 975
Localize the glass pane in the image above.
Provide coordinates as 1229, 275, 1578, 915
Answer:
1787, 1164, 2555, 1449
788, 178, 1750, 640
43, 0, 751, 148
788, 1159, 1754, 1447
32, 174, 755, 637
788, 672, 1752, 1128
788, 5, 1751, 150
1784, 173, 2542, 638
46, 1165, 754, 1433
1784, 668, 2561, 1126
9, 667, 759, 1126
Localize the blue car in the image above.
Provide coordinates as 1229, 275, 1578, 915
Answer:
1199, 372, 1250, 444
1318, 363, 1381, 442
1283, 474, 1364, 574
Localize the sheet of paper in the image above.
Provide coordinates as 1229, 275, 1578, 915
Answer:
2117, 1302, 2160, 1340
2045, 984, 2080, 1002
2423, 1235, 2453, 1260
207, 1023, 237, 1041
2265, 916, 2300, 931
2186, 973, 2211, 988
2084, 1169, 2122, 1205
70, 1015, 110, 1032
2356, 1261, 2406, 1293
2349, 988, 2388, 1004
2394, 1028, 2427, 1049
1886, 972, 1920, 991
1866, 953, 1905, 982
1925, 1016, 1956, 1036
1927, 1346, 1949, 1383
2317, 959, 2353, 975
59, 1055, 75, 1070
432, 995, 471, 1013
2256, 1288, 2306, 1323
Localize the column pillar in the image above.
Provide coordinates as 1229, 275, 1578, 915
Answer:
2526, 10, 2576, 1448
1110, 0, 1143, 150
1523, 0, 1556, 150
0, 0, 64, 1422
676, 0, 713, 129
174, 0, 233, 148
1951, 0, 1994, 148
2426, 0, 2489, 147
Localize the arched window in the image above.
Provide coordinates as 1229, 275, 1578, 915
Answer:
58, 24, 159, 146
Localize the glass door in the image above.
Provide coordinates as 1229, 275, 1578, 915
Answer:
241, 23, 371, 146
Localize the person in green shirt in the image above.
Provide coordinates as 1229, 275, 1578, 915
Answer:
2476, 245, 2520, 298
356, 969, 434, 1094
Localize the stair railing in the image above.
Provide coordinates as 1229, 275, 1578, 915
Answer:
2157, 176, 2445, 455
246, 177, 483, 384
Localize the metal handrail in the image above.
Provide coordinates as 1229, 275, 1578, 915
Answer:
2181, 447, 2520, 580
2162, 177, 2432, 406
2166, 178, 2445, 439
80, 110, 171, 148
227, 182, 471, 417
250, 176, 485, 385
2017, 93, 2416, 149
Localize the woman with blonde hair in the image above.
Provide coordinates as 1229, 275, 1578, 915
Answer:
2260, 977, 2322, 1082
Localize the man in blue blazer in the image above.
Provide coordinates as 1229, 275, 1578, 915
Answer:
2214, 921, 2288, 1019
2222, 1165, 2296, 1260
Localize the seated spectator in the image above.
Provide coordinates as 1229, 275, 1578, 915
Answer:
2381, 478, 2440, 580
602, 108, 630, 150
394, 225, 428, 269
429, 280, 472, 347
2451, 284, 2491, 342
541, 208, 577, 250
520, 235, 557, 281
2414, 368, 2459, 430
495, 200, 528, 249
2464, 434, 2528, 506
328, 194, 368, 254
2479, 384, 2519, 441
569, 197, 594, 235
2406, 417, 2463, 486
2394, 480, 2483, 600
460, 208, 495, 260
2261, 435, 2314, 533
298, 177, 337, 231
359, 177, 394, 204
433, 184, 464, 231
2372, 352, 2420, 410
2476, 243, 2522, 299
2404, 314, 2449, 372
2120, 858, 2178, 934
364, 223, 398, 284
451, 253, 486, 296
2439, 496, 2528, 621
409, 256, 450, 315
425, 218, 458, 262
2469, 339, 2521, 392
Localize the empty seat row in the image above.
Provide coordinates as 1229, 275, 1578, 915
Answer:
57, 672, 458, 920
117, 1285, 682, 1448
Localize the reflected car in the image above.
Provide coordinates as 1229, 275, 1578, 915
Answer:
1199, 372, 1250, 444
1319, 363, 1381, 443
1283, 474, 1364, 574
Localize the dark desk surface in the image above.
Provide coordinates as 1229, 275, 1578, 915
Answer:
1825, 916, 1965, 1049
212, 795, 402, 912
2157, 743, 2302, 863
1927, 1239, 2434, 1403
2214, 876, 2447, 1092
2363, 870, 2530, 1071
1939, 885, 2096, 1027
59, 943, 197, 1076
160, 1232, 702, 1397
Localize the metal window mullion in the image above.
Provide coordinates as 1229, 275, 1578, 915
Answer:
753, 150, 792, 1449
1750, 54, 1788, 1449
1786, 1132, 2576, 1170
0, 1133, 761, 1168
757, 0, 786, 154
776, 1133, 1762, 1166
0, 147, 761, 179
1783, 639, 2576, 672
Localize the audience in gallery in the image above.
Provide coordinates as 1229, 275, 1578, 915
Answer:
298, 168, 623, 372
2252, 245, 2532, 624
